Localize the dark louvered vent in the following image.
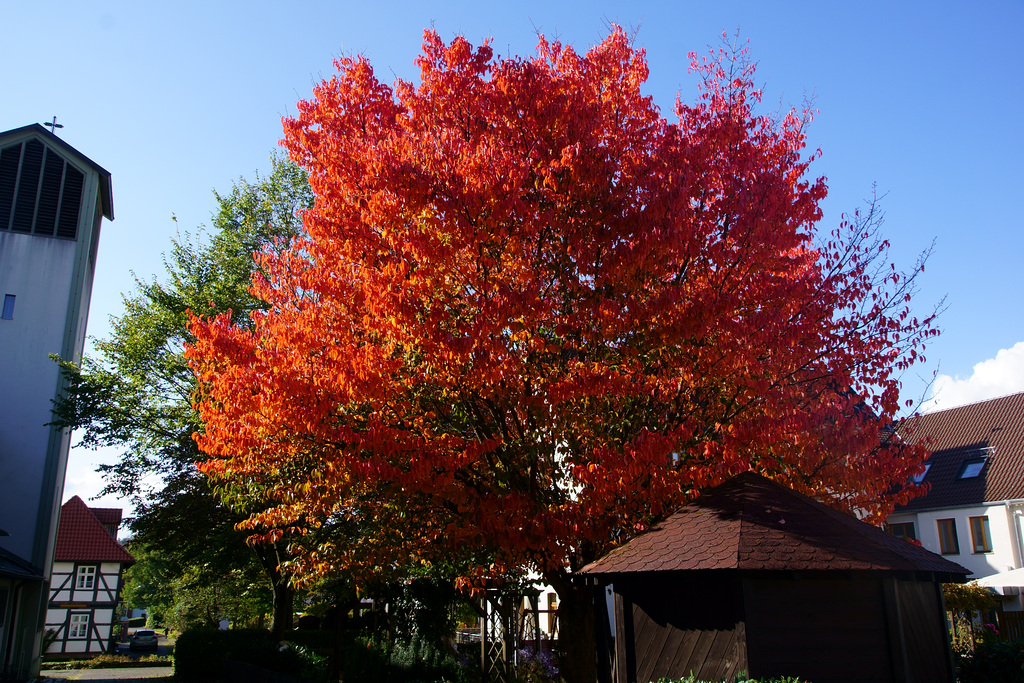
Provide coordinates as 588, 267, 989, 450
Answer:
57, 165, 83, 239
0, 137, 84, 240
35, 148, 64, 237
0, 144, 20, 230
11, 139, 43, 233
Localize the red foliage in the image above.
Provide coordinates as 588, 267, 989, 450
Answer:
187, 29, 936, 584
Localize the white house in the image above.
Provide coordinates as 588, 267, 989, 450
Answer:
45, 497, 134, 656
887, 392, 1024, 609
0, 124, 112, 678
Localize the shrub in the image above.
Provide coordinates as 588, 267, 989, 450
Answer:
653, 677, 806, 683
337, 636, 389, 682
297, 644, 329, 682
338, 635, 474, 683
275, 643, 329, 683
175, 627, 471, 683
956, 638, 1024, 683
175, 629, 330, 683
388, 635, 471, 682
280, 629, 337, 652
515, 647, 558, 683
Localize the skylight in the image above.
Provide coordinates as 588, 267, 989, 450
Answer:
910, 463, 930, 484
960, 459, 986, 479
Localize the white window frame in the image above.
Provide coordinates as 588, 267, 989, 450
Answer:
68, 613, 89, 639
76, 565, 96, 590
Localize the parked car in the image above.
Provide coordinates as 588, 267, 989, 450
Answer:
129, 629, 159, 650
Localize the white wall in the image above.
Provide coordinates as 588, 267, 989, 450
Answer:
0, 232, 77, 563
888, 503, 1023, 579
50, 561, 75, 603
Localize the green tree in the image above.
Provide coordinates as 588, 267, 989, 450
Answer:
123, 542, 272, 632
55, 154, 313, 639
121, 543, 175, 626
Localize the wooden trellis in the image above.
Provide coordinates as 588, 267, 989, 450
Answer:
475, 587, 542, 682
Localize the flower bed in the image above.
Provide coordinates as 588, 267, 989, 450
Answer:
41, 654, 171, 670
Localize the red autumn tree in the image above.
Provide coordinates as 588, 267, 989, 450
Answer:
188, 29, 936, 682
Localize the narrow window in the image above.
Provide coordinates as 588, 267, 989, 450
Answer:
888, 522, 916, 541
76, 565, 96, 590
69, 613, 89, 639
970, 516, 993, 553
938, 518, 960, 554
910, 463, 930, 484
1, 294, 13, 319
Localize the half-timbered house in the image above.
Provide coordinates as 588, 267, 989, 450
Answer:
44, 497, 133, 656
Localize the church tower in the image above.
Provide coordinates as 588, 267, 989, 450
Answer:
0, 123, 112, 679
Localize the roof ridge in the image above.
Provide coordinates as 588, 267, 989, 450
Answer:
921, 390, 1024, 415
581, 472, 968, 577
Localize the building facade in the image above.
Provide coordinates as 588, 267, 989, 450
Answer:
887, 392, 1024, 609
45, 497, 133, 656
0, 124, 112, 678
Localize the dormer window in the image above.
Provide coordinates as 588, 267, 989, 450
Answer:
960, 459, 987, 479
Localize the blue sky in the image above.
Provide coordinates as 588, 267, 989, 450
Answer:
3, 1, 1022, 507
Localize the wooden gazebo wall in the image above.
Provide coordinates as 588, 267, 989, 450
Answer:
600, 570, 955, 683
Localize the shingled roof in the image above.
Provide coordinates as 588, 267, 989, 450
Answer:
54, 496, 134, 564
580, 472, 967, 580
896, 392, 1024, 512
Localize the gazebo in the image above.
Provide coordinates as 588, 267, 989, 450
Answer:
579, 472, 969, 683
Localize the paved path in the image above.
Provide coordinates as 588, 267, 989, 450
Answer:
40, 666, 173, 681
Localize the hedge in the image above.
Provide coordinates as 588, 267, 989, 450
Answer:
956, 639, 1024, 683
174, 629, 329, 683
174, 629, 275, 679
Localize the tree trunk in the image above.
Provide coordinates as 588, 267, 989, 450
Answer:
546, 570, 597, 683
271, 572, 295, 641
252, 541, 294, 641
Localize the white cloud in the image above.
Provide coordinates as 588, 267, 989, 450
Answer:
922, 341, 1024, 412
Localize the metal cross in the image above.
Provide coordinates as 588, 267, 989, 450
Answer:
43, 116, 64, 135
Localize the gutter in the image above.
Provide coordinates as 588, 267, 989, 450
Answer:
1005, 500, 1024, 570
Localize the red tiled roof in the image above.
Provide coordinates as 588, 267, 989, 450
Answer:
897, 392, 1024, 512
54, 496, 134, 564
580, 472, 967, 578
